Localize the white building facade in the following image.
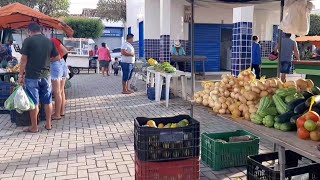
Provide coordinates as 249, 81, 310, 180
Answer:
126, 0, 282, 75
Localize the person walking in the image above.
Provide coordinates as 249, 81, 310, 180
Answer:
251, 36, 262, 79
51, 38, 68, 119
18, 23, 60, 132
274, 33, 300, 82
121, 34, 135, 94
97, 43, 111, 76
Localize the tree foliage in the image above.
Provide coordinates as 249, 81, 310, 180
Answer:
0, 0, 70, 17
96, 0, 126, 22
308, 14, 320, 36
64, 18, 104, 39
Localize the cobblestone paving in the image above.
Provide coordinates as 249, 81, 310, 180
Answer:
0, 74, 273, 180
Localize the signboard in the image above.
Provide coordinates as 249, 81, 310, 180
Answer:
184, 6, 191, 23
102, 28, 123, 37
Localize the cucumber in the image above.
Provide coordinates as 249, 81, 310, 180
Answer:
302, 91, 314, 99
288, 99, 306, 111
311, 86, 320, 95
274, 111, 296, 123
290, 114, 302, 125
280, 122, 296, 132
294, 102, 309, 114
305, 95, 320, 107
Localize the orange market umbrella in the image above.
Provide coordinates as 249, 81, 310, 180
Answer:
0, 3, 73, 37
296, 36, 320, 48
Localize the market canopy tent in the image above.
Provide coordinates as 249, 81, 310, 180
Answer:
0, 3, 74, 37
296, 36, 320, 47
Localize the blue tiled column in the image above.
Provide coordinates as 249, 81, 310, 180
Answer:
232, 6, 254, 76
160, 35, 170, 62
160, 0, 171, 62
133, 41, 139, 58
144, 39, 160, 60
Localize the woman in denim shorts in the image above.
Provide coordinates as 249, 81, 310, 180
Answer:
51, 38, 68, 120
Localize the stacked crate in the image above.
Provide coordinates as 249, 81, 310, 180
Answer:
134, 115, 201, 180
0, 81, 13, 114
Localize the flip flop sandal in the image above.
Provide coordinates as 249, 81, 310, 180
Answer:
23, 128, 39, 133
44, 125, 52, 130
52, 117, 62, 121
60, 114, 65, 117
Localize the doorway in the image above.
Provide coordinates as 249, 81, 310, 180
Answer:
220, 27, 233, 71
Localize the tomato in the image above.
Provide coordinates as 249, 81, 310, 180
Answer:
297, 127, 310, 140
296, 116, 307, 128
305, 111, 320, 122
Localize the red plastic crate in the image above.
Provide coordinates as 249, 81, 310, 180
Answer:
135, 155, 200, 180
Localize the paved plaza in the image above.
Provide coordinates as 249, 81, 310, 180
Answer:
0, 74, 273, 180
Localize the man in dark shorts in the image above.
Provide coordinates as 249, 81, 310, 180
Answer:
18, 23, 60, 133
274, 33, 300, 82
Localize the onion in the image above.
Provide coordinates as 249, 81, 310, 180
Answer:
234, 88, 240, 93
212, 90, 218, 95
203, 94, 209, 99
194, 93, 200, 98
196, 97, 202, 104
239, 81, 244, 86
205, 89, 211, 94
219, 87, 224, 93
209, 101, 214, 108
260, 91, 268, 97
219, 109, 226, 114
203, 99, 209, 106
214, 102, 222, 109
229, 80, 235, 86
224, 91, 230, 97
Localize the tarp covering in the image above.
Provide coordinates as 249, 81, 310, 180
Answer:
296, 36, 320, 48
0, 3, 73, 37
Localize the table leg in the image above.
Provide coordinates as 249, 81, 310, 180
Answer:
151, 74, 155, 88
155, 72, 161, 102
159, 77, 163, 102
146, 71, 150, 93
165, 76, 171, 107
278, 146, 286, 180
202, 60, 205, 79
172, 77, 178, 96
181, 76, 186, 100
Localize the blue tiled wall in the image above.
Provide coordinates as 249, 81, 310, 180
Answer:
272, 25, 280, 49
160, 35, 170, 62
260, 41, 272, 58
144, 39, 160, 60
231, 22, 253, 76
133, 41, 139, 58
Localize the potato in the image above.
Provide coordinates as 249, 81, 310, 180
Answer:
239, 81, 244, 86
260, 91, 268, 97
209, 101, 215, 108
306, 79, 314, 89
244, 113, 250, 120
196, 97, 202, 104
239, 96, 247, 104
252, 87, 261, 94
284, 80, 296, 88
249, 106, 257, 113
226, 109, 231, 114
247, 101, 254, 106
224, 91, 230, 97
203, 94, 209, 100
219, 97, 226, 103
203, 99, 209, 106
222, 103, 227, 109
218, 109, 226, 114
229, 104, 236, 112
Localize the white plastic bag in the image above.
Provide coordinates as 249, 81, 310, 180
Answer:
14, 86, 31, 113
279, 0, 314, 36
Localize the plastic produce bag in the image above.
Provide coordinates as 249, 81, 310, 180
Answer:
13, 86, 35, 113
279, 0, 314, 36
4, 87, 18, 110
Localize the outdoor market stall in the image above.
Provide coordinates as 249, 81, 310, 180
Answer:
170, 55, 207, 79
186, 0, 318, 179
293, 60, 320, 87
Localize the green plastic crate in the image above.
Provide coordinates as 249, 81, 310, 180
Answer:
201, 130, 260, 171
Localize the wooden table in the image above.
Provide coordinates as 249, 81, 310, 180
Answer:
219, 114, 320, 180
170, 55, 207, 79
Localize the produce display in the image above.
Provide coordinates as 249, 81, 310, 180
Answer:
194, 68, 320, 142
148, 58, 158, 66
153, 62, 177, 73
6, 64, 20, 73
144, 119, 189, 128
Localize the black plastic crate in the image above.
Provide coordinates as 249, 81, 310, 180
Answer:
10, 111, 32, 126
0, 95, 9, 114
247, 150, 320, 180
0, 81, 12, 97
134, 115, 200, 162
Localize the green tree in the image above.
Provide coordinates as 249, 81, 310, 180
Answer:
96, 0, 126, 22
64, 18, 104, 39
0, 0, 70, 17
308, 14, 320, 36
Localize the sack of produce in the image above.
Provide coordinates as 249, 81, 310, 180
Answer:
4, 87, 18, 110
10, 86, 35, 113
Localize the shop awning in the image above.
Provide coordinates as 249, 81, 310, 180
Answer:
296, 36, 320, 48
0, 3, 74, 37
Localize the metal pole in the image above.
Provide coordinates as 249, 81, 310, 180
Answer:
190, 0, 195, 117
277, 0, 285, 78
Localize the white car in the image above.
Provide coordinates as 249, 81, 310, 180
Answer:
110, 47, 121, 63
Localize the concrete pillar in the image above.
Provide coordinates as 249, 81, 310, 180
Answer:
160, 0, 171, 62
231, 6, 254, 76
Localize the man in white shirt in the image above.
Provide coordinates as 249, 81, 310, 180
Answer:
120, 34, 135, 94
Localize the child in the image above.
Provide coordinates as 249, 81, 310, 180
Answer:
112, 57, 120, 76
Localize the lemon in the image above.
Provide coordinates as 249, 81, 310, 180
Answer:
147, 120, 157, 128
158, 123, 164, 128
171, 123, 177, 128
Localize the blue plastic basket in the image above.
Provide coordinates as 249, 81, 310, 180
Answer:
147, 87, 173, 100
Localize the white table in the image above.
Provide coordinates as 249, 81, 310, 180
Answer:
146, 68, 191, 107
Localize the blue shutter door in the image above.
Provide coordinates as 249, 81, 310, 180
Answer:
193, 24, 221, 72
128, 27, 131, 35
139, 22, 144, 58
